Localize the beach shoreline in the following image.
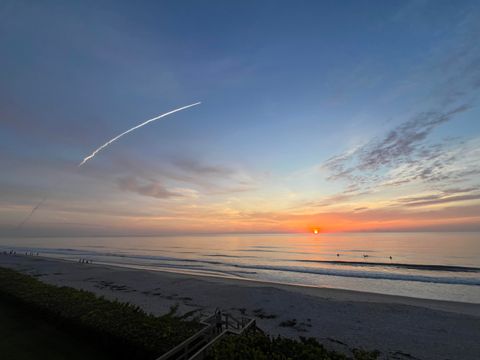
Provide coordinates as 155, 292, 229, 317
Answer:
93, 258, 480, 316
1, 254, 479, 359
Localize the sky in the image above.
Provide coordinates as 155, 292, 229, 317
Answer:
1, 0, 480, 236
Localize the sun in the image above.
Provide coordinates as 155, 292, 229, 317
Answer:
313, 229, 319, 234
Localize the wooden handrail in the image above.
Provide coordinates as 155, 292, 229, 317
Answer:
189, 329, 228, 360
156, 324, 214, 360
189, 319, 257, 360
156, 312, 258, 360
156, 316, 216, 360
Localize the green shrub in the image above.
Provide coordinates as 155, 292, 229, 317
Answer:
206, 333, 379, 360
0, 267, 200, 359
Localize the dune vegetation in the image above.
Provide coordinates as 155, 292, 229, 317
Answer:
0, 266, 200, 359
206, 333, 380, 360
0, 266, 380, 360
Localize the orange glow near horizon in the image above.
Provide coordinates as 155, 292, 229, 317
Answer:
22, 199, 480, 236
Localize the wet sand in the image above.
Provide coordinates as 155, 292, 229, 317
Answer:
1, 254, 479, 360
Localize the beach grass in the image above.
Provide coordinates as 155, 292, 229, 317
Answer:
206, 333, 380, 360
0, 266, 201, 359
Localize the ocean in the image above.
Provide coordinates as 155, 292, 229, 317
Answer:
1, 232, 479, 303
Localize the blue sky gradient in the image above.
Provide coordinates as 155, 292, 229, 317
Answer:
1, 0, 480, 235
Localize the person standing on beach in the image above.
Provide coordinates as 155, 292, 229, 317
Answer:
215, 309, 222, 333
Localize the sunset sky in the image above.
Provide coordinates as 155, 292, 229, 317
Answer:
1, 0, 480, 236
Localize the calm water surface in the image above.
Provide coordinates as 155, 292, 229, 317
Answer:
1, 232, 479, 303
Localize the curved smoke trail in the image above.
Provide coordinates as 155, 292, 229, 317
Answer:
16, 197, 47, 229
78, 102, 201, 167
17, 102, 201, 229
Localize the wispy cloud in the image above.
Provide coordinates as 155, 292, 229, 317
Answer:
117, 176, 198, 199
321, 7, 480, 200
172, 158, 235, 177
155, 157, 257, 194
82, 153, 258, 197
394, 187, 480, 207
319, 109, 480, 214
116, 157, 256, 199
381, 137, 480, 187
323, 104, 471, 183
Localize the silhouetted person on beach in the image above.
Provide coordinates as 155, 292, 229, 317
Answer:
215, 309, 222, 333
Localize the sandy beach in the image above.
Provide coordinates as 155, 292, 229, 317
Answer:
1, 254, 479, 360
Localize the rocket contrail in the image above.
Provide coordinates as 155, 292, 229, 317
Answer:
78, 102, 201, 167
17, 102, 201, 229
17, 197, 47, 229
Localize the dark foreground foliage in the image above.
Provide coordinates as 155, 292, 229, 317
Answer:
0, 297, 115, 360
206, 333, 380, 360
0, 266, 200, 360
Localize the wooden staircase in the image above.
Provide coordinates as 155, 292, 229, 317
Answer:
156, 312, 257, 360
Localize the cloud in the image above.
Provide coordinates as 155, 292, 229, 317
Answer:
79, 152, 257, 196
300, 188, 372, 209
324, 105, 471, 182
117, 176, 197, 199
404, 193, 480, 207
394, 187, 480, 207
319, 119, 480, 212
166, 157, 257, 194
321, 8, 480, 200
381, 137, 480, 187
171, 157, 237, 177
361, 105, 469, 169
